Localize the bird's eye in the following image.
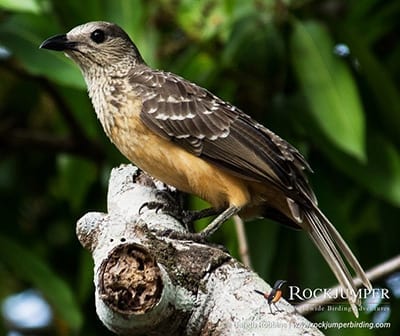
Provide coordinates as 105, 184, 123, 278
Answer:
90, 29, 105, 43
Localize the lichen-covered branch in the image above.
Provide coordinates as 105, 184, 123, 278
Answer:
76, 164, 324, 336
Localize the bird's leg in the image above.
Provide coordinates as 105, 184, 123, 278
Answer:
269, 304, 275, 315
160, 206, 240, 242
140, 192, 220, 231
183, 207, 220, 222
273, 303, 283, 313
197, 206, 241, 239
140, 193, 219, 231
182, 207, 220, 232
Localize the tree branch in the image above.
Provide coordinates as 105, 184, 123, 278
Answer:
233, 215, 251, 268
76, 164, 324, 336
0, 128, 105, 161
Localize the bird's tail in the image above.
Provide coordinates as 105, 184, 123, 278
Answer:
303, 206, 372, 317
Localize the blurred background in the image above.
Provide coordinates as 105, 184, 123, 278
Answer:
0, 0, 399, 335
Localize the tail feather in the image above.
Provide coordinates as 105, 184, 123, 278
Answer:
303, 208, 370, 317
313, 206, 372, 291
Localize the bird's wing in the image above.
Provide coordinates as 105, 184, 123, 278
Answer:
129, 67, 316, 205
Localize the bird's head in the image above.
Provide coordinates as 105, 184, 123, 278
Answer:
40, 21, 144, 75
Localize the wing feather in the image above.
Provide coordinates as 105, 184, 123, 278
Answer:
129, 66, 315, 204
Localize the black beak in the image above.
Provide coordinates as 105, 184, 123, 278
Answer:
40, 34, 77, 51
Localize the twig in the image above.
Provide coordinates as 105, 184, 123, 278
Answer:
0, 129, 104, 161
296, 254, 400, 315
233, 215, 252, 268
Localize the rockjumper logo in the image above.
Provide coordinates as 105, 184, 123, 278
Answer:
254, 280, 287, 314
255, 281, 390, 314
288, 286, 390, 301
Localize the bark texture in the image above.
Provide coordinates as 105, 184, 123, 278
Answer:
76, 164, 324, 336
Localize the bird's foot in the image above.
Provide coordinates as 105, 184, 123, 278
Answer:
140, 202, 196, 232
158, 206, 239, 239
157, 229, 228, 252
270, 304, 284, 314
140, 195, 219, 232
139, 190, 181, 216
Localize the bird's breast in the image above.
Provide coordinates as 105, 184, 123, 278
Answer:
107, 107, 248, 209
89, 82, 251, 210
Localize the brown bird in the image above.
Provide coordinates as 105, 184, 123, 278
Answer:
40, 21, 371, 316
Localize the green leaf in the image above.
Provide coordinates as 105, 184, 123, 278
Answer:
291, 20, 366, 161
341, 28, 400, 149
294, 93, 400, 207
177, 0, 238, 41
102, 0, 158, 66
51, 155, 97, 211
0, 14, 85, 88
76, 250, 95, 304
312, 121, 400, 207
340, 133, 400, 206
0, 0, 43, 13
181, 51, 217, 85
247, 219, 280, 280
0, 235, 83, 331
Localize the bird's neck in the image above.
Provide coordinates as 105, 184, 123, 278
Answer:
85, 72, 112, 136
83, 61, 141, 139
83, 58, 134, 88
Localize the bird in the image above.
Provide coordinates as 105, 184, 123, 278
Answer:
40, 21, 371, 316
255, 280, 287, 314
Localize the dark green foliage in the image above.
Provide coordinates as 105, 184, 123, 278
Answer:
0, 1, 398, 335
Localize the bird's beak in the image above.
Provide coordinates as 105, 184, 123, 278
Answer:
40, 34, 77, 51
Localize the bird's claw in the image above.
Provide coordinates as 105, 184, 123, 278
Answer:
138, 190, 183, 221
139, 201, 165, 215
